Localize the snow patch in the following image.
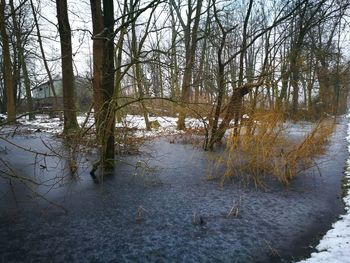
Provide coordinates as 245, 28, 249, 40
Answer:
13, 114, 205, 137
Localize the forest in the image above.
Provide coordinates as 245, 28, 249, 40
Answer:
1, 0, 350, 262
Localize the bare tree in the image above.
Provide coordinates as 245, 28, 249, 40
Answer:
129, 0, 156, 130
90, 0, 104, 120
56, 0, 79, 133
9, 0, 35, 120
29, 0, 59, 113
207, 0, 309, 148
171, 0, 204, 130
100, 0, 116, 170
0, 0, 16, 122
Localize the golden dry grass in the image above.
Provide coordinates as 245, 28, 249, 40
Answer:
217, 111, 335, 188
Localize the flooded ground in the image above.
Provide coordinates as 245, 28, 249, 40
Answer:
0, 116, 348, 262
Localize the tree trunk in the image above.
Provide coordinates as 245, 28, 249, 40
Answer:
20, 55, 34, 119
30, 0, 59, 114
213, 82, 263, 144
9, 0, 34, 120
12, 40, 20, 106
114, 26, 125, 124
316, 62, 331, 114
0, 0, 16, 122
100, 0, 115, 169
175, 0, 203, 130
90, 0, 104, 120
130, 1, 151, 130
56, 0, 79, 133
169, 4, 179, 101
208, 63, 224, 150
207, 0, 253, 148
135, 64, 150, 130
290, 47, 301, 115
194, 9, 210, 104
277, 55, 289, 109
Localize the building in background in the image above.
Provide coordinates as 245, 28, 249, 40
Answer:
32, 77, 92, 112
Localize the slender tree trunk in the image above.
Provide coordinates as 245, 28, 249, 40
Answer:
9, 0, 34, 120
56, 0, 79, 133
135, 64, 150, 130
232, 0, 253, 136
301, 74, 307, 106
90, 0, 103, 120
169, 4, 179, 101
114, 27, 125, 124
278, 57, 289, 109
113, 2, 130, 124
208, 0, 254, 148
0, 61, 7, 114
0, 0, 16, 122
158, 59, 164, 101
20, 56, 34, 118
176, 0, 203, 130
12, 41, 19, 106
208, 63, 224, 150
207, 1, 227, 150
290, 46, 301, 115
194, 8, 210, 104
305, 51, 315, 113
130, 1, 151, 130
288, 1, 316, 116
316, 61, 330, 114
130, 47, 150, 130
30, 0, 58, 114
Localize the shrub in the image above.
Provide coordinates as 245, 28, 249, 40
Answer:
219, 111, 335, 188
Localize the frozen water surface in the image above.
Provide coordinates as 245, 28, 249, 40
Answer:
0, 115, 348, 262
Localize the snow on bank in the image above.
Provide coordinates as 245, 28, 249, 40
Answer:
18, 115, 64, 132
116, 115, 204, 137
298, 115, 350, 263
11, 114, 204, 137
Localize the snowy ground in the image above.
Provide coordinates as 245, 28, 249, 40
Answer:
6, 113, 205, 137
298, 114, 350, 263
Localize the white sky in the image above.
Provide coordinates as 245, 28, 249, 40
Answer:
28, 0, 350, 85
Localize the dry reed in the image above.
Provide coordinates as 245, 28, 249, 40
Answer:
219, 111, 335, 187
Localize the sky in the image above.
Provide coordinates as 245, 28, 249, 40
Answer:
35, 0, 93, 78
26, 0, 350, 89
33, 0, 171, 80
